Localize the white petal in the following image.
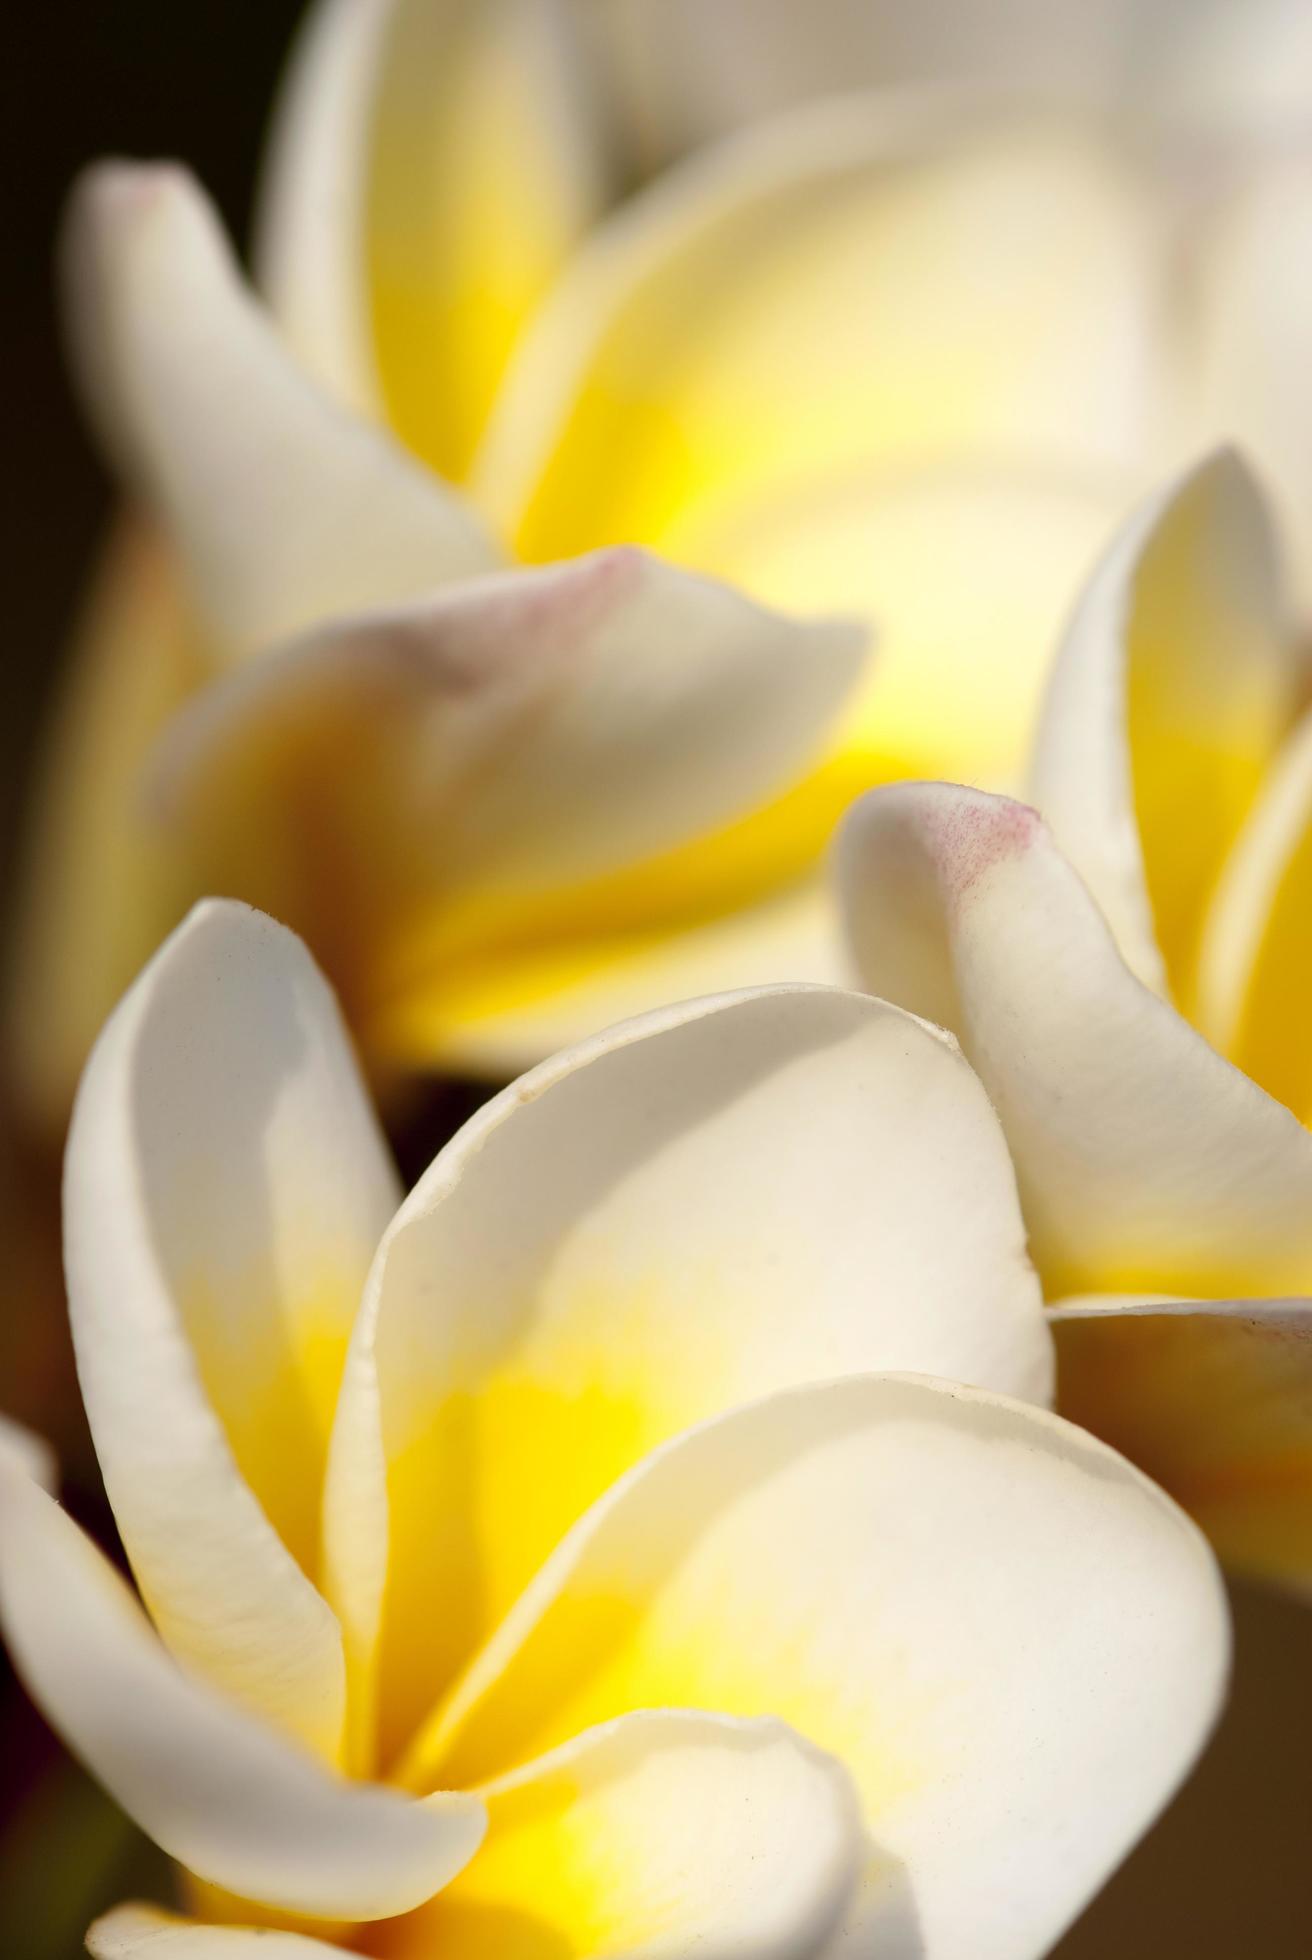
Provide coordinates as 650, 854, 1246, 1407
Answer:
65, 899, 400, 1756
474, 104, 1161, 562
0, 1415, 56, 1491
1029, 449, 1295, 1002
840, 782, 1312, 1297
409, 1711, 859, 1959
326, 985, 1048, 1764
419, 1376, 1227, 1960
253, 0, 394, 414
88, 1905, 342, 1957
0, 1468, 484, 1921
61, 162, 496, 659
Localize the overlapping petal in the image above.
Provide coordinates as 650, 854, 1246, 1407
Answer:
414, 1711, 860, 1958
839, 782, 1312, 1298
64, 899, 399, 1754
1029, 449, 1296, 1003
145, 551, 866, 1071
474, 104, 1159, 563
0, 1465, 484, 1921
324, 983, 1048, 1762
61, 161, 497, 660
416, 1376, 1226, 1959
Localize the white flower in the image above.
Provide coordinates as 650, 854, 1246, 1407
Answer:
0, 901, 1224, 1956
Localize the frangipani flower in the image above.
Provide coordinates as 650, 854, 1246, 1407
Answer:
16, 2, 1312, 1127
0, 900, 1225, 1956
840, 448, 1312, 1590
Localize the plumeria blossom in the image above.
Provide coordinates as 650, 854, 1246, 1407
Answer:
0, 900, 1225, 1956
840, 448, 1312, 1591
17, 0, 1312, 1128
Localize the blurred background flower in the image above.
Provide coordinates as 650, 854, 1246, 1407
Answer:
3, 2, 1312, 1954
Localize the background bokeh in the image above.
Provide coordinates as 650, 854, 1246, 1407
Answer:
1, 5, 1309, 1954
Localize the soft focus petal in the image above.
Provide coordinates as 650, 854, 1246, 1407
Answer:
592, 0, 1138, 164
839, 782, 1312, 1297
1187, 159, 1312, 607
147, 550, 866, 1062
410, 1712, 859, 1959
1195, 704, 1312, 1119
326, 986, 1047, 1764
61, 161, 496, 658
363, 0, 610, 479
1030, 450, 1296, 1002
4, 516, 203, 1133
421, 1377, 1227, 1960
1052, 1297, 1312, 1590
0, 1468, 485, 1921
475, 104, 1160, 565
89, 1906, 342, 1956
253, 0, 394, 414
372, 881, 842, 1079
65, 900, 400, 1754
1156, 0, 1312, 148
699, 460, 1124, 791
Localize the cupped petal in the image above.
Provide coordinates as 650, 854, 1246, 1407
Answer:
1195, 704, 1312, 1119
405, 1711, 859, 1959
361, 0, 610, 480
1052, 1296, 1312, 1591
253, 0, 395, 414
64, 899, 400, 1755
474, 102, 1161, 565
146, 549, 866, 1055
325, 985, 1048, 1766
839, 781, 1312, 1298
418, 1376, 1227, 1960
89, 1906, 343, 1957
61, 161, 496, 660
0, 1468, 483, 1922
1029, 449, 1296, 1004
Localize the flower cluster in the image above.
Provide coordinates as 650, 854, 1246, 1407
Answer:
2, 3, 1310, 1956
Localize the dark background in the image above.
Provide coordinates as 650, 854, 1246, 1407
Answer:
1, 5, 1309, 1955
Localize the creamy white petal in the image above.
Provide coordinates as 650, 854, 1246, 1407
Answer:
149, 548, 866, 954
88, 1905, 343, 1957
474, 102, 1161, 562
0, 1468, 484, 1921
64, 900, 400, 1757
61, 162, 496, 659
325, 985, 1048, 1764
840, 782, 1312, 1297
409, 1711, 860, 1958
253, 0, 394, 413
1030, 450, 1294, 1001
418, 1376, 1227, 1960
